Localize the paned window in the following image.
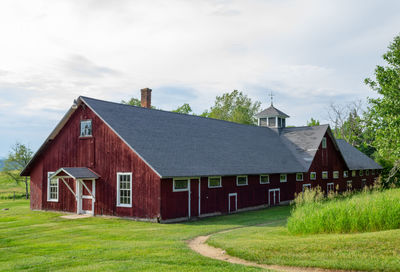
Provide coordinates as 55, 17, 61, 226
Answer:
47, 172, 58, 202
322, 171, 328, 179
310, 172, 316, 180
80, 120, 92, 137
236, 176, 248, 186
260, 175, 270, 184
296, 173, 303, 181
173, 178, 189, 192
333, 171, 339, 179
343, 171, 349, 178
322, 137, 327, 149
280, 174, 287, 183
117, 173, 132, 207
208, 177, 222, 188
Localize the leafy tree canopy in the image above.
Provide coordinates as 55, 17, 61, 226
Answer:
307, 118, 320, 126
365, 35, 400, 183
201, 90, 261, 125
172, 103, 193, 114
4, 142, 33, 199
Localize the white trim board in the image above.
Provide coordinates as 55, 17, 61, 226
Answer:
228, 193, 238, 213
116, 172, 133, 208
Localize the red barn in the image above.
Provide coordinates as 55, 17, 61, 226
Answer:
21, 89, 382, 222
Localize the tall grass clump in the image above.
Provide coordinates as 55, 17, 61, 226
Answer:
287, 188, 400, 234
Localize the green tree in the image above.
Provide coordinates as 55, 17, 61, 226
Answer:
307, 118, 320, 126
365, 35, 400, 185
4, 142, 33, 199
122, 98, 193, 114
122, 98, 141, 107
201, 90, 261, 125
172, 103, 193, 114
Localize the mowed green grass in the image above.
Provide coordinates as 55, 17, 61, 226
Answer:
209, 209, 400, 271
0, 200, 290, 271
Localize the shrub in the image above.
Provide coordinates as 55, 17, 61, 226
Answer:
288, 188, 400, 234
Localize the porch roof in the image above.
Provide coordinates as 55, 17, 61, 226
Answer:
50, 167, 100, 180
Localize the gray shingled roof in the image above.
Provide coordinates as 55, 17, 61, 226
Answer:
81, 97, 306, 177
255, 105, 290, 118
51, 167, 100, 179
21, 96, 382, 178
336, 139, 383, 170
277, 125, 329, 169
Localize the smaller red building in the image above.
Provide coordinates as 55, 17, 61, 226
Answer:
21, 89, 382, 222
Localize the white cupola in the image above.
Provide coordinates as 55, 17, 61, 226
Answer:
255, 94, 289, 128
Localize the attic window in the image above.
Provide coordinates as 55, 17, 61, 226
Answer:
80, 120, 92, 137
322, 137, 327, 149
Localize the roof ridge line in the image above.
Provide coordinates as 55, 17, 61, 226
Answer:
80, 95, 273, 130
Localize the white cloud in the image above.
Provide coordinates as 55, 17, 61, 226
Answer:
0, 0, 399, 155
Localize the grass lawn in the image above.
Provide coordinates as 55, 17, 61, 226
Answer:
209, 212, 400, 271
0, 200, 290, 271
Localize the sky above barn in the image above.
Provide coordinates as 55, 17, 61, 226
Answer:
0, 0, 399, 157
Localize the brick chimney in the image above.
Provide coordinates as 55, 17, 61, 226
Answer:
141, 88, 152, 108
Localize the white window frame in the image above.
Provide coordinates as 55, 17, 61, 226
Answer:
343, 170, 349, 178
296, 173, 303, 181
236, 175, 248, 186
47, 171, 58, 202
302, 183, 311, 192
359, 170, 364, 176
322, 137, 327, 149
280, 174, 287, 183
80, 119, 92, 137
327, 182, 334, 193
208, 176, 222, 188
260, 174, 270, 184
310, 172, 316, 180
173, 178, 189, 192
117, 172, 132, 207
366, 169, 370, 176
333, 171, 339, 179
322, 171, 328, 179
352, 170, 356, 177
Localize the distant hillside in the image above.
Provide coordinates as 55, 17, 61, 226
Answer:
0, 158, 5, 170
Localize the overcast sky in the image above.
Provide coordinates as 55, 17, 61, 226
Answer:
0, 0, 399, 157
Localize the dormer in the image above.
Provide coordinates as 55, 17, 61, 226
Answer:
255, 104, 289, 128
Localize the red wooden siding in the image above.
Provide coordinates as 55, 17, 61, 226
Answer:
29, 103, 161, 219
160, 174, 296, 220
298, 131, 379, 192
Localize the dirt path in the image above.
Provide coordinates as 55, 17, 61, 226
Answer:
187, 222, 350, 272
